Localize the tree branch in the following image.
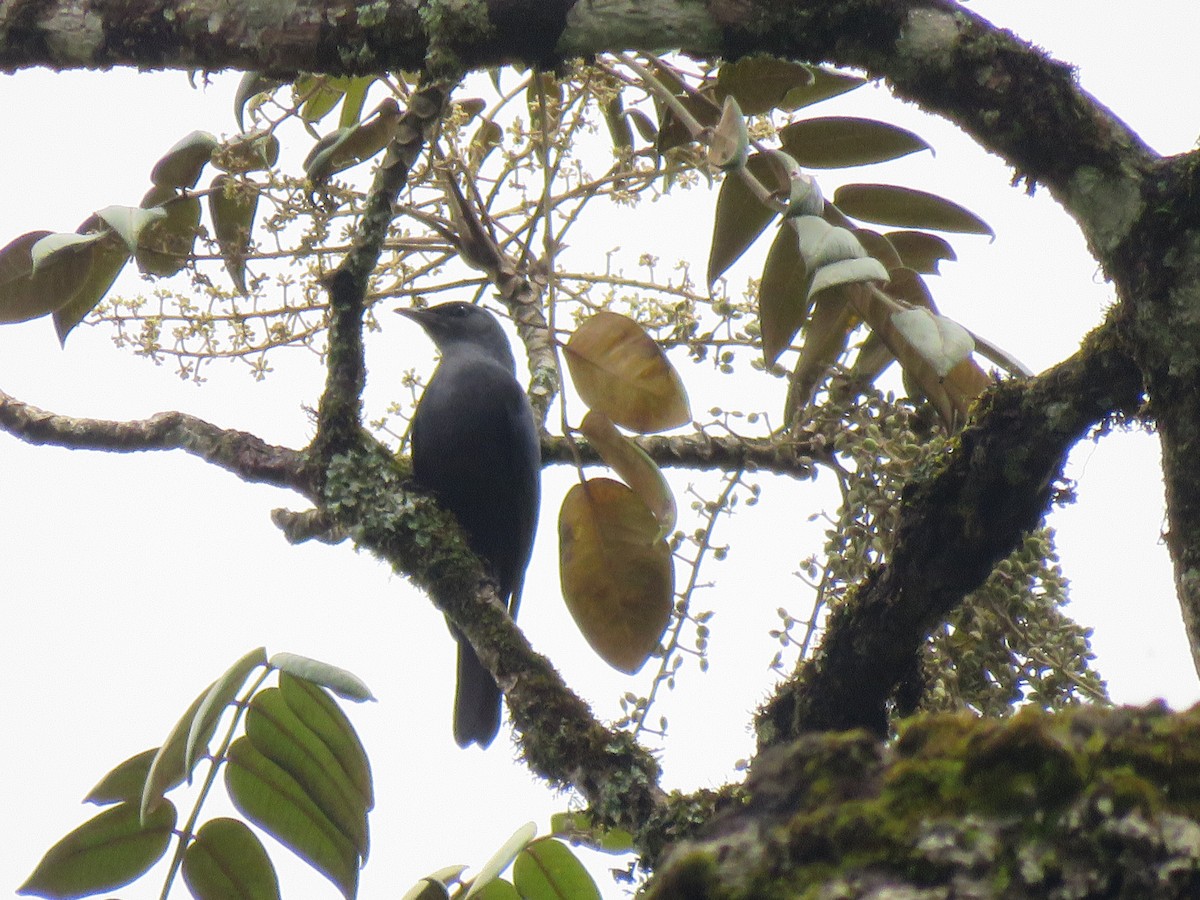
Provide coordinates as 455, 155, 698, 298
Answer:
0, 388, 313, 493
541, 430, 819, 480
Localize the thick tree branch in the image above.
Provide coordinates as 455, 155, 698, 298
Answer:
652, 704, 1200, 898
0, 388, 313, 493
760, 320, 1144, 742
314, 80, 451, 460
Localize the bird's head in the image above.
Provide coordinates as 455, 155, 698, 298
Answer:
396, 301, 517, 371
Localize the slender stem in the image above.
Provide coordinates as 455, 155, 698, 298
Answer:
157, 667, 274, 900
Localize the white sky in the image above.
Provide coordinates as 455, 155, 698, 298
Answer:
2, 2, 1197, 898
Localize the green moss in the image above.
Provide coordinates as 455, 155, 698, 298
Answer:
650, 705, 1200, 896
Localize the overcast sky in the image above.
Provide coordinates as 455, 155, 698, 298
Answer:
2, 3, 1198, 898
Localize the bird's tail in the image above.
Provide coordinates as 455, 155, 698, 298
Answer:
451, 625, 502, 748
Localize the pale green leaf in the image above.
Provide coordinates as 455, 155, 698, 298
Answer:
808, 257, 889, 299
892, 307, 975, 377
186, 647, 267, 779
464, 822, 537, 898
268, 652, 375, 702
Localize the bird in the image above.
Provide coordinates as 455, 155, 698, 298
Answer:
396, 301, 541, 748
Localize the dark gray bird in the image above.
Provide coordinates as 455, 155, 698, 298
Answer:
397, 301, 541, 748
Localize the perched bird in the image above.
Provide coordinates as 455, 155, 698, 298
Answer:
397, 301, 541, 748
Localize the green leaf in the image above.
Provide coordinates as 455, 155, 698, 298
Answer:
563, 311, 691, 433
93, 205, 167, 253
402, 866, 467, 899
464, 822, 537, 899
304, 99, 402, 185
244, 686, 370, 857
707, 153, 780, 284
18, 800, 176, 899
513, 838, 602, 900
402, 878, 454, 900
209, 174, 259, 293
296, 75, 351, 124
548, 812, 635, 854
52, 231, 130, 345
779, 66, 867, 110
278, 672, 374, 810
834, 183, 994, 235
338, 76, 376, 128
579, 410, 677, 537
885, 230, 958, 274
182, 818, 281, 900
269, 652, 375, 702
715, 56, 814, 116
83, 749, 159, 806
470, 879, 521, 899
786, 288, 857, 419
186, 647, 268, 778
151, 131, 218, 189
559, 478, 674, 675
235, 73, 283, 131
0, 230, 54, 323
225, 736, 360, 899
135, 195, 200, 277
213, 130, 281, 174
779, 116, 931, 169
759, 224, 811, 366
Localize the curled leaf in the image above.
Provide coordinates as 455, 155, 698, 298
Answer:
464, 822, 537, 898
579, 410, 677, 536
808, 256, 889, 299
151, 131, 218, 189
269, 651, 375, 701
892, 307, 975, 378
707, 95, 749, 172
